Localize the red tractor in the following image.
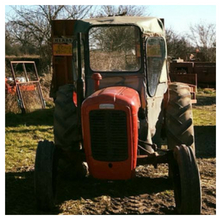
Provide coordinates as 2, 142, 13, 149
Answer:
34, 17, 201, 214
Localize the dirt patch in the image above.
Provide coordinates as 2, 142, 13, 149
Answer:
5, 93, 216, 215
5, 157, 216, 215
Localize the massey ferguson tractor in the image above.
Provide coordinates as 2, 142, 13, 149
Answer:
34, 17, 201, 214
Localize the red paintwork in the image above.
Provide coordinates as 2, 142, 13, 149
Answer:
91, 73, 102, 91
5, 78, 36, 94
81, 86, 141, 180
5, 78, 16, 94
19, 84, 35, 91
73, 91, 77, 106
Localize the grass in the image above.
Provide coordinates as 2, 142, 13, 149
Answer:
5, 89, 216, 172
5, 88, 216, 215
192, 88, 216, 126
5, 108, 54, 172
193, 107, 216, 126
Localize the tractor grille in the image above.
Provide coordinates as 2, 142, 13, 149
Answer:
89, 110, 128, 161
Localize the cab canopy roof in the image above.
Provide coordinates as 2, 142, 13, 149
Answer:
74, 16, 165, 36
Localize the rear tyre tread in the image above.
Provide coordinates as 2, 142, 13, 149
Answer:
54, 84, 81, 148
166, 82, 195, 150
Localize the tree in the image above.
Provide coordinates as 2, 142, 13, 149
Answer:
93, 5, 150, 17
187, 22, 216, 62
5, 22, 19, 56
166, 28, 190, 60
6, 5, 94, 72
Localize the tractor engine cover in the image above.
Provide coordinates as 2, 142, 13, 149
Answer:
81, 86, 141, 180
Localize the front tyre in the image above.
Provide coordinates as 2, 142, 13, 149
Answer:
171, 145, 201, 214
34, 140, 58, 211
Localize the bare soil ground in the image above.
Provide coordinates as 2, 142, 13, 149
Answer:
5, 94, 216, 215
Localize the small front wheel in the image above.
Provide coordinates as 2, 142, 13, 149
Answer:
34, 140, 58, 211
170, 145, 201, 214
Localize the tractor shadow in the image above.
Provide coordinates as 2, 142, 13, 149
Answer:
193, 94, 216, 158
5, 108, 54, 127
194, 125, 216, 158
195, 95, 216, 106
5, 171, 53, 215
5, 169, 173, 215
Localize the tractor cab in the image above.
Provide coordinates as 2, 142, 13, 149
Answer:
73, 16, 167, 104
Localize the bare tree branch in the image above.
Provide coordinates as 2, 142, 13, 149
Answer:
188, 22, 216, 48
93, 5, 150, 17
187, 22, 216, 62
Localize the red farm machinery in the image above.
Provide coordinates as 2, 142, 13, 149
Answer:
5, 61, 45, 113
34, 17, 201, 214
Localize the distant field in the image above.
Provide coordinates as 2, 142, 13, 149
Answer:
193, 88, 216, 126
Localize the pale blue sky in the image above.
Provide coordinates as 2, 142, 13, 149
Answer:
4, 4, 217, 35
149, 5, 216, 34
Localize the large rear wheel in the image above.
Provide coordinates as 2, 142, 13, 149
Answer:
54, 84, 87, 179
54, 84, 80, 149
165, 82, 195, 151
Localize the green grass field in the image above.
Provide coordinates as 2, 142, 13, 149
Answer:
193, 88, 216, 126
5, 89, 216, 173
5, 88, 216, 214
5, 108, 54, 172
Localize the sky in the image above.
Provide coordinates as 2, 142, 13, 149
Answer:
148, 5, 216, 35
4, 3, 217, 35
